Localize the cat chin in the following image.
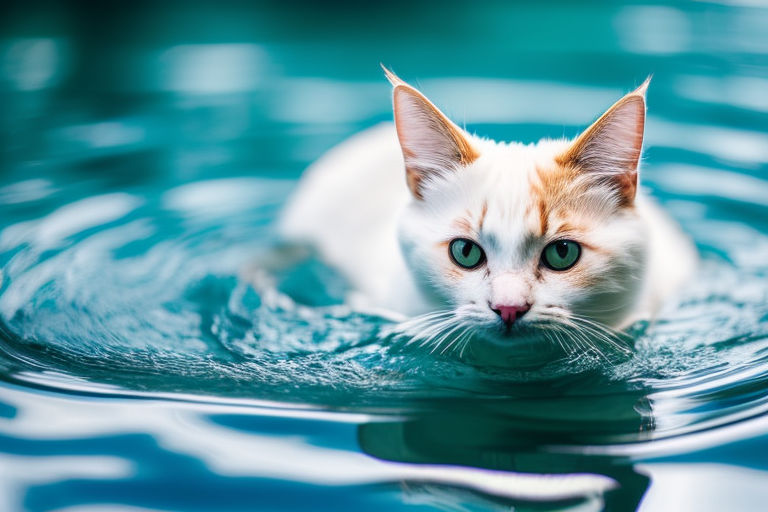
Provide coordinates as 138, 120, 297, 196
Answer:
465, 324, 571, 366
472, 321, 560, 346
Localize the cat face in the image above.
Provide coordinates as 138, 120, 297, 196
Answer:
387, 69, 649, 343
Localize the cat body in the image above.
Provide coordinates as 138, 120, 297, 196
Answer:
278, 71, 696, 342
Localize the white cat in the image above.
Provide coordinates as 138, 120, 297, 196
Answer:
278, 69, 695, 350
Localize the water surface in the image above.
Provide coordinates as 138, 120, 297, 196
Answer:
1, 2, 768, 511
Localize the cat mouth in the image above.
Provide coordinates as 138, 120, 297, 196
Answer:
491, 319, 541, 337
474, 323, 554, 351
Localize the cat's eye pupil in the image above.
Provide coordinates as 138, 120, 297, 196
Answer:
449, 238, 486, 270
541, 239, 581, 271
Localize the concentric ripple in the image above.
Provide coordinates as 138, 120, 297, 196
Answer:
1, 162, 767, 448
1, 3, 768, 507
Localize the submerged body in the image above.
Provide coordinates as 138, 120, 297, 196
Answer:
278, 73, 696, 343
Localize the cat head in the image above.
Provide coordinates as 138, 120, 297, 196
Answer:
386, 68, 649, 343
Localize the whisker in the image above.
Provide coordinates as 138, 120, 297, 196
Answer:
418, 318, 457, 348
447, 323, 474, 357
457, 327, 474, 358
434, 322, 466, 354
386, 309, 457, 347
569, 315, 633, 352
547, 324, 573, 355
569, 319, 631, 363
535, 311, 634, 363
394, 310, 454, 333
387, 305, 634, 365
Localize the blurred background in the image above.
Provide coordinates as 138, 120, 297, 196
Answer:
2, 0, 766, 187
1, 2, 768, 512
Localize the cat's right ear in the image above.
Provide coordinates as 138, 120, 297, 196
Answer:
383, 66, 478, 200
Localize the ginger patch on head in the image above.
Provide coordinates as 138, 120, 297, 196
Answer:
451, 215, 474, 236
478, 201, 488, 231
444, 267, 464, 280
528, 162, 579, 238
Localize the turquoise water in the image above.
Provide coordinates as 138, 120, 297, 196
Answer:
1, 2, 768, 510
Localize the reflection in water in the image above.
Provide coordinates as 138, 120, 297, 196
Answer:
1, 181, 768, 510
0, 384, 622, 510
358, 385, 652, 510
360, 422, 648, 510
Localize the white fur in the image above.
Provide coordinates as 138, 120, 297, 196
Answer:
277, 84, 696, 348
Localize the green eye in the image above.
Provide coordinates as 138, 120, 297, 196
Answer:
449, 238, 486, 269
542, 240, 581, 271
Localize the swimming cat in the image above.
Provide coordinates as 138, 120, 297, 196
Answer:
278, 69, 695, 349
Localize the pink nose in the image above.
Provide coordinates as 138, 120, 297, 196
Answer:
492, 304, 531, 325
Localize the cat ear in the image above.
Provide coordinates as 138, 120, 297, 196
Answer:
383, 66, 479, 199
557, 78, 650, 206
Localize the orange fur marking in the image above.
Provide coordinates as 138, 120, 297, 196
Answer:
478, 201, 488, 231
555, 81, 649, 207
563, 267, 599, 287
529, 165, 577, 237
451, 216, 473, 234
577, 240, 610, 255
445, 267, 463, 280
405, 168, 423, 199
538, 197, 549, 237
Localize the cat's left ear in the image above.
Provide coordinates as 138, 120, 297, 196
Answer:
383, 66, 479, 200
557, 78, 650, 206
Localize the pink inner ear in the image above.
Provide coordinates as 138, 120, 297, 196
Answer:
559, 93, 646, 205
391, 84, 478, 199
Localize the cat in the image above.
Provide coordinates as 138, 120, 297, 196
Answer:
277, 68, 696, 352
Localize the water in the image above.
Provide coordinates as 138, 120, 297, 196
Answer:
1, 2, 768, 510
